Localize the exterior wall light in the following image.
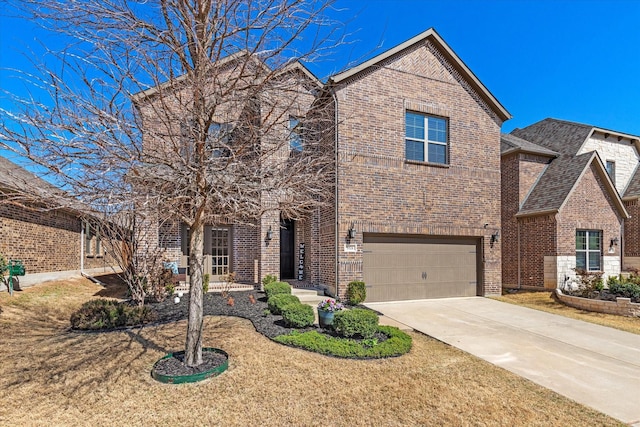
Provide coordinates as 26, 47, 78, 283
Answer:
347, 223, 356, 240
611, 237, 619, 247
265, 226, 273, 242
490, 230, 500, 247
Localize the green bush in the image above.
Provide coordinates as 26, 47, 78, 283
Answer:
267, 294, 301, 315
264, 281, 291, 299
333, 308, 379, 339
280, 303, 314, 328
608, 281, 640, 300
274, 325, 412, 358
607, 274, 622, 288
262, 274, 278, 287
346, 281, 367, 305
203, 273, 210, 293
70, 299, 157, 330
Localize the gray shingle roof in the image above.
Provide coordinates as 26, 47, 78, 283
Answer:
623, 164, 640, 199
518, 152, 595, 216
0, 156, 61, 197
511, 118, 593, 156
501, 133, 558, 157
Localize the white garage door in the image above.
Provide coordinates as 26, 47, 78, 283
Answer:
363, 235, 479, 302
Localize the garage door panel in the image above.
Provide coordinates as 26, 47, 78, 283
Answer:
363, 237, 479, 302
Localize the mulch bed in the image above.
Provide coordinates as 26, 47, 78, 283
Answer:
153, 349, 228, 377
152, 291, 315, 338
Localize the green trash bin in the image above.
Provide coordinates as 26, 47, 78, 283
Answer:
7, 260, 25, 296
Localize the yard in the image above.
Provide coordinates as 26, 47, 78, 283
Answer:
0, 278, 623, 426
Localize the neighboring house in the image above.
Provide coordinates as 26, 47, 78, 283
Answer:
0, 156, 113, 289
501, 118, 634, 289
144, 29, 511, 301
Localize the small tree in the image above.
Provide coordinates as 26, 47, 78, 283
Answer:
1, 0, 344, 367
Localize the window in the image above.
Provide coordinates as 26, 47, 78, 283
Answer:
405, 112, 448, 164
83, 221, 102, 257
180, 120, 232, 158
576, 230, 601, 271
289, 116, 303, 152
606, 160, 615, 185
84, 221, 93, 256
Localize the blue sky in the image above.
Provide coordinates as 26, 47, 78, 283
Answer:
2, 0, 640, 137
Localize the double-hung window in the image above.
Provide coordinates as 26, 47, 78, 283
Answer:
405, 111, 448, 164
605, 160, 615, 186
576, 230, 601, 271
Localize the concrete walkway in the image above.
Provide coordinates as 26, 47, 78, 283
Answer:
365, 297, 640, 425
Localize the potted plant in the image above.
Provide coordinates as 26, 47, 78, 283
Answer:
317, 298, 344, 328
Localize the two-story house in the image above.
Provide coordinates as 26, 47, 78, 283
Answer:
143, 29, 511, 301
501, 118, 636, 289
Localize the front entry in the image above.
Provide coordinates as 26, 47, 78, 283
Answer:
280, 219, 295, 279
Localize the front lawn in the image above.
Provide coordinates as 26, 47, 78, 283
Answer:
0, 278, 624, 426
495, 290, 640, 335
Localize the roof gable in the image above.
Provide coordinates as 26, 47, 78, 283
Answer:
517, 151, 628, 219
328, 28, 511, 123
511, 118, 593, 157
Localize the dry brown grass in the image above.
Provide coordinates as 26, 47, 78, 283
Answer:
495, 291, 640, 335
0, 279, 624, 427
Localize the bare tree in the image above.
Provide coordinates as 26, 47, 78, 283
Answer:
0, 0, 342, 366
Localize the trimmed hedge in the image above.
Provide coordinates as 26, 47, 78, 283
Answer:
264, 281, 291, 299
274, 325, 412, 358
333, 308, 379, 339
346, 281, 367, 305
267, 294, 301, 315
70, 299, 156, 330
281, 303, 314, 328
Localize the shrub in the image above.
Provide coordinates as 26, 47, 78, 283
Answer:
608, 281, 640, 301
274, 325, 412, 358
333, 308, 379, 339
70, 299, 156, 330
264, 281, 291, 299
571, 268, 603, 296
262, 274, 278, 288
607, 274, 622, 288
268, 294, 301, 315
203, 274, 210, 293
346, 281, 366, 305
280, 303, 314, 328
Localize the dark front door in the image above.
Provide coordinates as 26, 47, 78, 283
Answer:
280, 219, 295, 279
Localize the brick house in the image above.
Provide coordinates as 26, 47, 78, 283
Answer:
501, 118, 633, 289
0, 156, 113, 289
145, 29, 511, 301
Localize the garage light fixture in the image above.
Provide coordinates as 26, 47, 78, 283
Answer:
347, 223, 356, 241
490, 230, 500, 247
610, 237, 619, 247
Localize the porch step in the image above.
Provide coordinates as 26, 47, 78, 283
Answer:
292, 287, 327, 304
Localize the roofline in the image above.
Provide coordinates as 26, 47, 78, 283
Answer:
131, 50, 254, 103
579, 127, 640, 154
557, 151, 629, 219
515, 209, 558, 218
282, 61, 323, 89
328, 28, 511, 122
501, 146, 558, 158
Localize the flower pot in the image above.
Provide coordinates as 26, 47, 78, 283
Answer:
318, 309, 334, 328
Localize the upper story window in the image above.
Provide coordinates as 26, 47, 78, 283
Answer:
180, 120, 232, 158
605, 160, 615, 185
405, 111, 448, 164
576, 230, 601, 271
289, 116, 303, 152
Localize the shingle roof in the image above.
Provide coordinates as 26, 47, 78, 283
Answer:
623, 164, 640, 199
0, 156, 61, 197
500, 133, 558, 157
511, 118, 593, 156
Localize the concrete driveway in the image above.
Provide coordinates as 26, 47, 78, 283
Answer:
366, 297, 640, 425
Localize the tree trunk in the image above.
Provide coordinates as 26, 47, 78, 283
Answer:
185, 220, 204, 367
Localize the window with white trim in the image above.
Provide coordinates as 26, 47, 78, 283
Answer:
576, 230, 601, 271
405, 111, 448, 164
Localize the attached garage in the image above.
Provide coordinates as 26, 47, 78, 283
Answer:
362, 234, 481, 302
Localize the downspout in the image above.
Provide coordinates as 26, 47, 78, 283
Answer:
80, 220, 84, 273
621, 219, 625, 272
517, 220, 521, 289
330, 84, 340, 299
